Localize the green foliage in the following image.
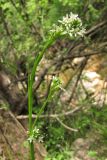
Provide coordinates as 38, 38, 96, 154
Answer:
43, 101, 107, 159
91, 106, 107, 141
71, 104, 107, 137
45, 123, 65, 149
0, 0, 106, 68
88, 150, 97, 158
45, 145, 72, 160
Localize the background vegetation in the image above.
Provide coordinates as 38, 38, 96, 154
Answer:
0, 0, 107, 159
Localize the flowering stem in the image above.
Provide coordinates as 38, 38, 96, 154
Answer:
28, 12, 85, 160
28, 37, 55, 160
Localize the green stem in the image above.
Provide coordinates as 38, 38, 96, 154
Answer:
28, 75, 33, 133
29, 142, 35, 160
28, 37, 54, 160
28, 76, 35, 160
33, 90, 52, 128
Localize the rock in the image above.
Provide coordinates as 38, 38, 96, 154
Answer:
73, 138, 91, 151
72, 138, 96, 160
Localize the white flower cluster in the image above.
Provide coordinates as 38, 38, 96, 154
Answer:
28, 127, 43, 143
51, 76, 62, 91
50, 12, 85, 39
28, 127, 39, 143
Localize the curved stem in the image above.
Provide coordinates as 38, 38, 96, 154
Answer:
28, 37, 54, 160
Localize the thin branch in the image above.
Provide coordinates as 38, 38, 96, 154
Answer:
85, 20, 107, 36
17, 106, 82, 119
56, 117, 78, 132
67, 56, 89, 103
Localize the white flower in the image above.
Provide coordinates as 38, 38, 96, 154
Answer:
50, 24, 63, 36
27, 127, 40, 143
51, 76, 62, 89
50, 12, 85, 39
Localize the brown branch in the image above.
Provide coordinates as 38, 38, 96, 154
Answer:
56, 117, 78, 132
85, 20, 107, 36
67, 56, 89, 103
17, 106, 82, 119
